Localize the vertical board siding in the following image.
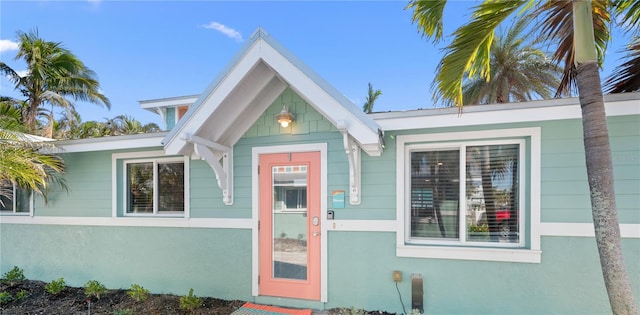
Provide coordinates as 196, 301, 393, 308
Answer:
165, 107, 176, 130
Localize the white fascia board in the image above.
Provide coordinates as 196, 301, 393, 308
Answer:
259, 41, 382, 155
55, 134, 166, 153
373, 95, 639, 131
163, 41, 265, 155
139, 95, 199, 109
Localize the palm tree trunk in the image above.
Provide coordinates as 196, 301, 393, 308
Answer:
576, 61, 638, 314
480, 146, 498, 241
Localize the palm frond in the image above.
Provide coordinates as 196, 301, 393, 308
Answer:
460, 14, 562, 105
407, 0, 447, 43
532, 0, 610, 97
604, 36, 640, 93
614, 0, 640, 36
6, 29, 111, 133
433, 1, 528, 106
0, 128, 67, 201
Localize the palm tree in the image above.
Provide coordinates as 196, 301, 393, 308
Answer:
460, 17, 563, 105
0, 128, 66, 203
407, 1, 638, 313
110, 115, 161, 135
362, 83, 382, 113
0, 29, 110, 135
0, 98, 27, 132
53, 114, 161, 140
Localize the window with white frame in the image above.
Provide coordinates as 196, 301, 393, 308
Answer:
406, 140, 524, 248
124, 157, 185, 216
396, 128, 541, 263
0, 181, 32, 215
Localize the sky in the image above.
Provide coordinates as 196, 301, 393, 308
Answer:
0, 1, 633, 127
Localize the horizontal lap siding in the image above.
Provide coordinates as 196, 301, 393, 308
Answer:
35, 151, 112, 217
540, 116, 640, 224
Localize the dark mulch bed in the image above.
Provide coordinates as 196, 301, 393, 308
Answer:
1, 280, 397, 314
0, 280, 244, 315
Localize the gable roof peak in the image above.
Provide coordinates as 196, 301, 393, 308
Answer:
162, 28, 383, 157
250, 27, 270, 40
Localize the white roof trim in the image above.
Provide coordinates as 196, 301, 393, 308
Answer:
372, 93, 640, 131
54, 133, 167, 153
139, 95, 199, 115
162, 28, 383, 157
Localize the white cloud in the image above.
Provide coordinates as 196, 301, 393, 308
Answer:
0, 39, 19, 53
16, 70, 29, 78
202, 22, 243, 42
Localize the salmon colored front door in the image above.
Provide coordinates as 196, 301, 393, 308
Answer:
259, 152, 321, 300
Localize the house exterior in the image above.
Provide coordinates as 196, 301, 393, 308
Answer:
1, 29, 639, 314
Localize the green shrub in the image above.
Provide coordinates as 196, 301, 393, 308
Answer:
340, 307, 367, 315
468, 224, 489, 232
126, 284, 149, 302
16, 289, 28, 301
179, 288, 202, 313
0, 292, 12, 304
84, 280, 107, 299
1, 266, 25, 286
45, 278, 66, 295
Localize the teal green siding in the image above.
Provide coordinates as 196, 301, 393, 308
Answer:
1, 89, 638, 314
166, 107, 176, 130
327, 232, 639, 314
0, 224, 252, 300
244, 88, 338, 137
385, 115, 640, 224
35, 151, 112, 217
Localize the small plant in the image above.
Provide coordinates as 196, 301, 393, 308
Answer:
84, 280, 107, 299
15, 289, 28, 301
179, 288, 203, 313
127, 283, 149, 302
112, 309, 132, 315
1, 266, 26, 286
468, 224, 489, 232
0, 291, 12, 304
340, 307, 367, 315
45, 278, 66, 295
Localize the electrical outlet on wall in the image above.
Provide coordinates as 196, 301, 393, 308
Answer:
393, 270, 402, 282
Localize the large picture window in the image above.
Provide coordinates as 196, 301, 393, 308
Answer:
125, 158, 185, 216
0, 181, 31, 215
408, 142, 523, 247
397, 128, 540, 263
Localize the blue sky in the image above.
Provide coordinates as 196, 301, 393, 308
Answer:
0, 1, 632, 126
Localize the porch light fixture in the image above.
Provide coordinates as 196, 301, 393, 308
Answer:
276, 105, 294, 128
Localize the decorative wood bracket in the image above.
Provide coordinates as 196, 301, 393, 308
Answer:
155, 108, 167, 130
184, 133, 233, 206
337, 122, 361, 205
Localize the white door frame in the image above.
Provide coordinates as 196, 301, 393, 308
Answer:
251, 143, 328, 302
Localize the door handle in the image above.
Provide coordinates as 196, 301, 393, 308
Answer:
313, 231, 321, 237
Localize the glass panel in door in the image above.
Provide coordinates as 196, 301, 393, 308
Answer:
272, 165, 308, 280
